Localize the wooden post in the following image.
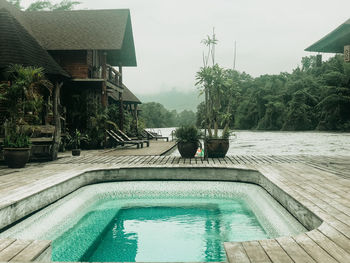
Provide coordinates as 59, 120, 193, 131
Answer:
134, 104, 139, 135
51, 82, 62, 161
101, 52, 108, 108
118, 65, 124, 131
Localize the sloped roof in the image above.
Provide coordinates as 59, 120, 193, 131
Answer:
0, 0, 32, 33
0, 7, 69, 77
26, 9, 127, 50
26, 9, 137, 66
122, 84, 141, 104
305, 18, 350, 53
107, 84, 141, 104
0, 0, 137, 67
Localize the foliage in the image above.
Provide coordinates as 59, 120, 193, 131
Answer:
0, 65, 53, 147
7, 0, 80, 11
195, 54, 350, 131
86, 104, 108, 149
66, 129, 88, 149
139, 102, 196, 128
3, 124, 30, 148
196, 31, 239, 138
1, 64, 52, 122
174, 125, 201, 143
7, 0, 21, 8
139, 102, 176, 128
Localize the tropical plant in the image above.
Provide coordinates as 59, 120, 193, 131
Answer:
3, 123, 30, 148
2, 64, 53, 121
174, 125, 202, 143
66, 129, 89, 149
0, 65, 53, 147
196, 30, 237, 139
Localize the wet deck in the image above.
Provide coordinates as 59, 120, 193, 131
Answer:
0, 154, 350, 262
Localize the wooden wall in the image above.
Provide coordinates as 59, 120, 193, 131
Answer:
49, 50, 89, 79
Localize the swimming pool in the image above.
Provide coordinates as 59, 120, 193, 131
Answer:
1, 181, 307, 262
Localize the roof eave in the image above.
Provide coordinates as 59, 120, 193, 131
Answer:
305, 19, 350, 53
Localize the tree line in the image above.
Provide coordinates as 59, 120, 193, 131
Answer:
141, 55, 350, 131
196, 55, 350, 131
139, 102, 196, 128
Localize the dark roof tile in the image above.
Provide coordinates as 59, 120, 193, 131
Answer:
0, 7, 69, 77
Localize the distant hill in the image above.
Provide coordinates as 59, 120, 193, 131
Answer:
136, 89, 203, 112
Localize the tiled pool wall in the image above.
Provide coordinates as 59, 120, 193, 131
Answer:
0, 167, 323, 232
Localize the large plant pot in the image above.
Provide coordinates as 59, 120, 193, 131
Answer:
72, 149, 81, 156
206, 139, 229, 158
177, 141, 199, 158
3, 148, 31, 168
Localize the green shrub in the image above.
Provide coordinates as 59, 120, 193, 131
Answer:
4, 132, 30, 148
174, 125, 202, 143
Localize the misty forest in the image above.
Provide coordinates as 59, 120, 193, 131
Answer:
140, 55, 350, 131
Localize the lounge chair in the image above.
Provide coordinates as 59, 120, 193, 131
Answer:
116, 129, 150, 147
106, 130, 142, 149
142, 129, 169, 141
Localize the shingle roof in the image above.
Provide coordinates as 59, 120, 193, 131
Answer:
122, 84, 141, 104
25, 9, 137, 66
0, 7, 69, 77
0, 0, 32, 33
26, 9, 127, 50
0, 0, 137, 67
305, 18, 350, 53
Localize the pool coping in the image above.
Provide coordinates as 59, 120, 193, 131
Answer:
1, 156, 350, 262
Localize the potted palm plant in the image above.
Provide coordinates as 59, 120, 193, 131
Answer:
174, 125, 201, 158
3, 122, 31, 168
1, 65, 53, 168
196, 30, 233, 158
67, 129, 89, 156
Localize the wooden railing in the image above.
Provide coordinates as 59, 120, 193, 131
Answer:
107, 64, 122, 87
90, 64, 122, 88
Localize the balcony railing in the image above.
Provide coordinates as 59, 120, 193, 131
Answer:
106, 64, 122, 87
90, 64, 122, 88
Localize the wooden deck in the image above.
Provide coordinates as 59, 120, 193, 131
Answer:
0, 153, 350, 262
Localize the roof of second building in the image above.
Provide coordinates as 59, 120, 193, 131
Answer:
0, 0, 137, 67
25, 9, 130, 51
305, 18, 350, 53
0, 8, 69, 77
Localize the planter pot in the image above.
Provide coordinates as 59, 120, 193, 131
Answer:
72, 149, 81, 156
206, 138, 229, 158
177, 141, 199, 158
3, 148, 31, 168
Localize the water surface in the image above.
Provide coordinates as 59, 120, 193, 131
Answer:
155, 128, 350, 156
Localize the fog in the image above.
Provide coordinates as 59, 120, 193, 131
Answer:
21, 0, 350, 94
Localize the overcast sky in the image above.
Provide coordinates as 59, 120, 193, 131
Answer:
22, 0, 350, 95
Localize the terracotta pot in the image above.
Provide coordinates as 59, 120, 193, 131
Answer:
72, 149, 81, 156
206, 138, 229, 158
3, 148, 31, 168
177, 141, 199, 158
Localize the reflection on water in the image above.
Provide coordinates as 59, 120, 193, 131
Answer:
157, 128, 350, 156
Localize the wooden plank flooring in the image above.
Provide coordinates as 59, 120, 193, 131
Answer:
0, 239, 50, 262
0, 153, 350, 262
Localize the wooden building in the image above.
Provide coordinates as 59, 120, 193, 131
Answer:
0, 0, 139, 134
305, 18, 350, 62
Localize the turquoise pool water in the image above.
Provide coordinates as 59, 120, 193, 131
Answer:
0, 181, 307, 262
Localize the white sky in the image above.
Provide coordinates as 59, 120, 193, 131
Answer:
22, 0, 350, 95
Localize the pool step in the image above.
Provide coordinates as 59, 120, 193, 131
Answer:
0, 238, 51, 262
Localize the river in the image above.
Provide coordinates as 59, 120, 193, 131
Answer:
147, 128, 350, 156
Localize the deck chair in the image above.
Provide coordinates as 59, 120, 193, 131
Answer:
142, 129, 169, 142
109, 130, 146, 148
117, 129, 150, 147
106, 130, 142, 149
